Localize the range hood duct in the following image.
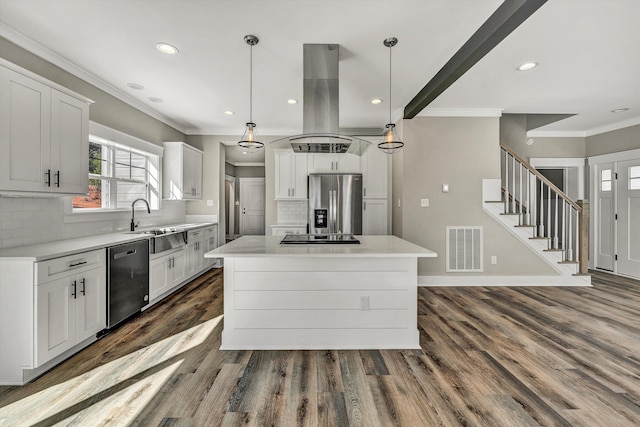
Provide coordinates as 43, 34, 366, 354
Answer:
284, 44, 372, 155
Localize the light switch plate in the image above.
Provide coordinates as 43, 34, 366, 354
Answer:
420, 198, 429, 207
442, 184, 449, 193
206, 200, 214, 207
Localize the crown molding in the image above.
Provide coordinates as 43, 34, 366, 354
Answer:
526, 130, 586, 138
0, 22, 188, 134
416, 108, 503, 117
583, 116, 640, 137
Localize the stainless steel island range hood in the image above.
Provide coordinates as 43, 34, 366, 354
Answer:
273, 44, 374, 155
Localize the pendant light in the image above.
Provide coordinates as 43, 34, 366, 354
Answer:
378, 37, 404, 154
238, 35, 264, 151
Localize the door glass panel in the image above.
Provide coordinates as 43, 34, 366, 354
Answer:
601, 169, 612, 192
630, 166, 640, 190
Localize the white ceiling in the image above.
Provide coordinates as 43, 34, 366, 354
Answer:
1, 0, 638, 149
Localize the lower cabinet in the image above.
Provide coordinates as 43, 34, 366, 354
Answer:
186, 228, 205, 276
203, 225, 218, 268
149, 248, 186, 301
35, 256, 106, 366
363, 199, 388, 235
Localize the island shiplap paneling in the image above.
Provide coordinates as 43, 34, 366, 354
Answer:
232, 309, 409, 329
234, 290, 408, 310
234, 271, 408, 290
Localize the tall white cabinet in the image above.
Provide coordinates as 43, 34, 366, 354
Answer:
361, 147, 390, 235
275, 150, 308, 199
0, 62, 91, 195
162, 141, 203, 200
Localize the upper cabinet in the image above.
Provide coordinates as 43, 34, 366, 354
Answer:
0, 63, 90, 195
308, 153, 361, 174
275, 150, 308, 199
361, 147, 389, 199
163, 142, 203, 200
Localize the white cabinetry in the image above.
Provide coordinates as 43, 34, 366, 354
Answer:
363, 199, 388, 235
35, 249, 106, 365
186, 228, 205, 276
275, 150, 308, 199
362, 147, 389, 199
203, 225, 219, 268
149, 248, 186, 301
308, 153, 360, 173
162, 141, 203, 200
0, 63, 90, 195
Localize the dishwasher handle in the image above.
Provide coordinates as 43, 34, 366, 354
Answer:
113, 249, 137, 260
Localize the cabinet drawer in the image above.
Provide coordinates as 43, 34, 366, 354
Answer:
187, 229, 203, 240
36, 249, 105, 284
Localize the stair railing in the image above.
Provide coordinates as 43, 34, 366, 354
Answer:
500, 144, 589, 275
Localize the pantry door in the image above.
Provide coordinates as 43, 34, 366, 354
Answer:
239, 178, 265, 236
617, 159, 640, 277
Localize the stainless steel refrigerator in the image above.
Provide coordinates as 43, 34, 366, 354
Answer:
308, 173, 362, 235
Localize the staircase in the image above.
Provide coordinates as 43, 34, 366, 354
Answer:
483, 144, 591, 285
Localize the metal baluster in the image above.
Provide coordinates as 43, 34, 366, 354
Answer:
539, 181, 545, 237
518, 163, 523, 222
511, 155, 516, 214
504, 150, 509, 210
553, 192, 559, 249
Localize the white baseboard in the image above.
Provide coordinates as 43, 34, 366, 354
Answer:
419, 275, 591, 287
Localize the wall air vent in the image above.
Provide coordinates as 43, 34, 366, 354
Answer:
446, 226, 483, 272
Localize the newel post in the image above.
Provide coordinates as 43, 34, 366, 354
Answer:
577, 200, 590, 275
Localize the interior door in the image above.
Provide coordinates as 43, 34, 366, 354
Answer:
595, 163, 615, 271
239, 178, 265, 235
617, 159, 640, 277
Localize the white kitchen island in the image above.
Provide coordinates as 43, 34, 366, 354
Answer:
205, 235, 437, 350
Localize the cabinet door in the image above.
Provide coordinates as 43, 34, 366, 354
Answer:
363, 199, 388, 235
309, 153, 334, 173
362, 148, 388, 199
50, 89, 89, 194
182, 146, 203, 200
36, 277, 76, 364
292, 153, 308, 199
275, 151, 294, 199
0, 66, 51, 192
150, 255, 171, 300
76, 267, 106, 342
335, 154, 361, 173
171, 250, 187, 286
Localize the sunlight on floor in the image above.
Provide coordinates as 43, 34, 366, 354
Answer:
0, 315, 223, 425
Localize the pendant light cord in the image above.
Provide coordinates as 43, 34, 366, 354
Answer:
249, 43, 253, 124
389, 43, 392, 123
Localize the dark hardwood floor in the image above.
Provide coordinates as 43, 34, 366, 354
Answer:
1, 269, 639, 426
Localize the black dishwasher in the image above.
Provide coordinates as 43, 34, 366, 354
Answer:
107, 239, 150, 328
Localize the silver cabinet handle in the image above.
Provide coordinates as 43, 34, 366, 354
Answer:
71, 280, 77, 299
69, 261, 87, 267
45, 169, 51, 187
55, 170, 60, 187
172, 257, 175, 268
292, 188, 295, 197
364, 188, 367, 197
80, 278, 86, 296
364, 202, 366, 211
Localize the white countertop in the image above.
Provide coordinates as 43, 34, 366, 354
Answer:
0, 222, 217, 262
205, 235, 437, 258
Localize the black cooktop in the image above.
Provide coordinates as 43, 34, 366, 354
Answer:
280, 234, 360, 244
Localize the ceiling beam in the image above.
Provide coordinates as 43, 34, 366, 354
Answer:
403, 0, 548, 119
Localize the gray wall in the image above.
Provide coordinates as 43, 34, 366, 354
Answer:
0, 37, 185, 146
586, 124, 640, 156
235, 166, 266, 178
500, 114, 586, 160
400, 117, 557, 276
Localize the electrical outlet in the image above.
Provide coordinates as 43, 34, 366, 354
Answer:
420, 198, 429, 207
360, 296, 370, 311
442, 184, 449, 193
491, 256, 498, 265
206, 200, 214, 207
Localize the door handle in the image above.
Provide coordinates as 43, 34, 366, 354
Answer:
71, 280, 77, 299
80, 278, 86, 296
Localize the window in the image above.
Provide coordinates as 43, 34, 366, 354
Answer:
630, 166, 640, 190
601, 169, 612, 192
72, 136, 160, 210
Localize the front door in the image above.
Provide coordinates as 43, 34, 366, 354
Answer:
239, 177, 265, 236
617, 159, 640, 277
595, 163, 615, 271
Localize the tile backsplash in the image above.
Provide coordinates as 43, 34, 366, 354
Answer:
276, 200, 308, 224
0, 196, 186, 249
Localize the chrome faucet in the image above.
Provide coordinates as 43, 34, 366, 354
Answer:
130, 198, 151, 231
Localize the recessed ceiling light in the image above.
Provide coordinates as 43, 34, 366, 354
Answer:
126, 83, 144, 90
242, 151, 248, 155
148, 97, 164, 103
287, 99, 298, 105
611, 108, 629, 113
224, 110, 235, 115
518, 62, 538, 71
156, 42, 179, 55
371, 98, 383, 105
